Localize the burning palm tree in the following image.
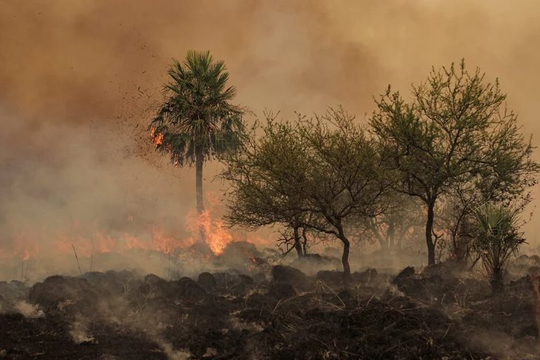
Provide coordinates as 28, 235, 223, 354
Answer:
150, 50, 245, 242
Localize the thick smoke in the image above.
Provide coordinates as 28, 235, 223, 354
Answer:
1, 1, 540, 278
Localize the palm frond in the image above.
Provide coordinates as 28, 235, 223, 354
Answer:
150, 50, 246, 167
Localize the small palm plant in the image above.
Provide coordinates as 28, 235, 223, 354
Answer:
469, 203, 525, 291
150, 50, 245, 242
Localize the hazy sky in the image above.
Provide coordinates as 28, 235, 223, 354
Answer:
1, 0, 540, 256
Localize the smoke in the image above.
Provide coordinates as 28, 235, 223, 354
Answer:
13, 300, 44, 319
1, 0, 540, 277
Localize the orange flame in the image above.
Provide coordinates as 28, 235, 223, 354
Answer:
1, 195, 262, 268
186, 210, 234, 255
150, 127, 164, 146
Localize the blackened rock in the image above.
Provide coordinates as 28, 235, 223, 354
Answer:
81, 271, 105, 283
393, 266, 415, 285
29, 275, 99, 316
177, 277, 206, 301
144, 273, 165, 285
392, 266, 446, 300
213, 272, 237, 288
271, 265, 307, 289
237, 274, 254, 285
229, 274, 255, 296
246, 292, 271, 308
422, 263, 460, 279
139, 274, 169, 297
87, 270, 139, 297
268, 283, 297, 300
197, 272, 217, 291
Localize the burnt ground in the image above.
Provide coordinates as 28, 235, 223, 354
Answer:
0, 262, 539, 359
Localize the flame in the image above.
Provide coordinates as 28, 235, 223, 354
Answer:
0, 194, 260, 270
0, 229, 42, 261
150, 127, 164, 146
186, 209, 233, 255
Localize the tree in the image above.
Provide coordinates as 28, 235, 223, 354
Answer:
437, 185, 481, 263
224, 107, 389, 282
357, 193, 423, 251
222, 116, 312, 258
465, 203, 525, 291
295, 108, 390, 281
370, 60, 538, 266
150, 50, 245, 242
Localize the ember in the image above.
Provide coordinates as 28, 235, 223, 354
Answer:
150, 127, 164, 147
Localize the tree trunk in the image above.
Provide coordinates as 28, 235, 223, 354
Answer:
337, 225, 351, 285
378, 238, 388, 251
426, 201, 436, 266
387, 223, 395, 249
195, 147, 206, 242
490, 268, 504, 293
451, 209, 469, 263
369, 219, 387, 252
293, 226, 303, 258
301, 228, 308, 255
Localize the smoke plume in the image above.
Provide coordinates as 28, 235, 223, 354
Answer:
1, 0, 540, 277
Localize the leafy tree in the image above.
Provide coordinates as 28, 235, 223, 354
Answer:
222, 116, 312, 258
465, 203, 525, 291
295, 108, 389, 281
224, 107, 389, 281
370, 60, 538, 265
150, 50, 245, 241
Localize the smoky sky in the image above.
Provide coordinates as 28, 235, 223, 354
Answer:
1, 0, 540, 257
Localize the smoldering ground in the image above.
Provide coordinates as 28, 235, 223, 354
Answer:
1, 1, 540, 279
2, 259, 540, 358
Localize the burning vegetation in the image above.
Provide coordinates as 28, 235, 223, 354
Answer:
2, 18, 540, 360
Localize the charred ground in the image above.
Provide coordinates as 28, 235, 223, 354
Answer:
0, 251, 539, 359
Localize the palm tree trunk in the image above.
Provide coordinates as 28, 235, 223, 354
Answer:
195, 148, 206, 242
490, 268, 504, 293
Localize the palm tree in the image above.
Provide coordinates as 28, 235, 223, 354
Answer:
150, 50, 245, 242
